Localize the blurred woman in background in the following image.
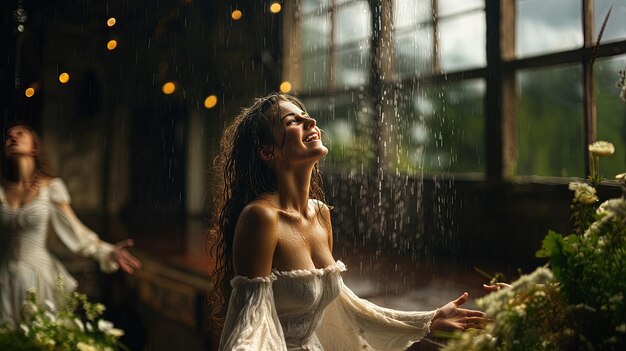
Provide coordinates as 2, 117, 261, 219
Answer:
0, 122, 141, 328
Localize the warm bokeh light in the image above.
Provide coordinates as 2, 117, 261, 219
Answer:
59, 73, 70, 84
25, 88, 35, 97
162, 82, 176, 95
107, 39, 117, 51
231, 10, 242, 20
204, 95, 218, 109
279, 81, 292, 93
107, 17, 116, 27
270, 3, 282, 14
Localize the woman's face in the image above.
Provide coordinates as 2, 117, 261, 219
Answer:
4, 126, 36, 158
269, 100, 328, 166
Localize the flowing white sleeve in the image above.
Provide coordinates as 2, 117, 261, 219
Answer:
48, 178, 119, 273
316, 276, 437, 351
219, 274, 288, 351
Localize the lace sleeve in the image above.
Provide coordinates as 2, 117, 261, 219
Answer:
316, 277, 437, 351
219, 274, 288, 351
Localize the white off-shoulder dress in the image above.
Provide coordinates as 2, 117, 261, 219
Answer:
219, 261, 437, 351
0, 178, 118, 328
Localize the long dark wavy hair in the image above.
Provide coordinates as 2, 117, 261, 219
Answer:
209, 93, 327, 327
1, 122, 55, 183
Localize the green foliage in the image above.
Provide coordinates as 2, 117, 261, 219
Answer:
444, 140, 626, 350
0, 277, 128, 351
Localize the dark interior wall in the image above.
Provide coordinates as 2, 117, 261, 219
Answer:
3, 0, 621, 273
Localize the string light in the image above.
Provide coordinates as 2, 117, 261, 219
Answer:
107, 39, 117, 51
270, 3, 282, 14
25, 88, 35, 97
162, 82, 176, 95
59, 73, 70, 84
107, 17, 116, 27
204, 95, 218, 109
231, 10, 242, 20
279, 81, 292, 93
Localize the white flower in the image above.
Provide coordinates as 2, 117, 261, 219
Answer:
94, 303, 106, 314
588, 141, 615, 157
86, 321, 94, 332
597, 199, 626, 221
514, 303, 527, 317
74, 318, 85, 332
44, 311, 57, 323
106, 328, 125, 337
568, 182, 599, 204
617, 324, 626, 333
76, 342, 97, 351
21, 301, 38, 317
98, 319, 114, 332
43, 299, 56, 311
19, 323, 30, 336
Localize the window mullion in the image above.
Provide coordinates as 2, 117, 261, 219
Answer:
583, 0, 596, 177
485, 0, 504, 181
432, 0, 440, 73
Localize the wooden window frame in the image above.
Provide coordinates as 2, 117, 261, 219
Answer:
285, 0, 626, 181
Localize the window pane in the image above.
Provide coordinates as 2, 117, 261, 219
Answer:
438, 0, 484, 17
394, 0, 431, 29
304, 95, 375, 171
516, 0, 583, 58
302, 54, 330, 91
439, 11, 486, 71
302, 14, 331, 54
301, 0, 332, 15
394, 79, 485, 174
517, 64, 584, 177
395, 26, 433, 78
595, 56, 626, 178
595, 0, 626, 43
336, 42, 370, 88
336, 1, 371, 45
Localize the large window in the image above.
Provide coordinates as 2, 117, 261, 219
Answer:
288, 0, 626, 180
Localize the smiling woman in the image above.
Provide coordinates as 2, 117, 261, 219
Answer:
210, 93, 487, 350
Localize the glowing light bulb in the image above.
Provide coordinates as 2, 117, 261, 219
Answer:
25, 88, 35, 97
279, 81, 292, 93
59, 73, 70, 84
107, 17, 116, 27
270, 3, 282, 14
107, 39, 118, 51
162, 82, 176, 95
204, 95, 218, 109
231, 10, 242, 20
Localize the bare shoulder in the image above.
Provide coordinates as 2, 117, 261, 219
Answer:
236, 201, 279, 238
232, 201, 279, 278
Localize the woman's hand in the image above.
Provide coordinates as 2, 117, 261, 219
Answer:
430, 292, 486, 332
482, 282, 512, 292
110, 239, 142, 274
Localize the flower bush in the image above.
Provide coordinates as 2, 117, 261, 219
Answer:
0, 277, 127, 351
443, 141, 626, 351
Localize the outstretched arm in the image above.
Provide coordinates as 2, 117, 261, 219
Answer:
430, 292, 487, 332
54, 203, 142, 274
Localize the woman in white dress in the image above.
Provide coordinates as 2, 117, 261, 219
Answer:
0, 122, 142, 328
212, 94, 486, 350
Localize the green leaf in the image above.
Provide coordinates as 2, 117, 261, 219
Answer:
536, 230, 564, 258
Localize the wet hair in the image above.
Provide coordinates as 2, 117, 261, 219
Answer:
209, 93, 327, 327
1, 121, 55, 182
